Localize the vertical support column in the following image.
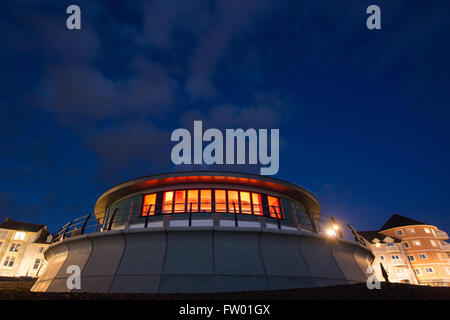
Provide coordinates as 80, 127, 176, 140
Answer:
125, 199, 134, 229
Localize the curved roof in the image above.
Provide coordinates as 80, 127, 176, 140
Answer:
94, 171, 320, 216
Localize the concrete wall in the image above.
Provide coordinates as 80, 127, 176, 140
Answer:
32, 227, 373, 293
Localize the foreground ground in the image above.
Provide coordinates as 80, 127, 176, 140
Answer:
0, 280, 449, 300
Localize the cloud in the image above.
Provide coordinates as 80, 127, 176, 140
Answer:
85, 120, 171, 178
180, 91, 288, 129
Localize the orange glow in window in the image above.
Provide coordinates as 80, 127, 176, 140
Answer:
215, 190, 227, 212
187, 189, 198, 212
174, 190, 186, 213
252, 193, 263, 215
228, 190, 239, 213
142, 193, 156, 216
268, 196, 281, 218
240, 191, 251, 214
200, 189, 212, 212
163, 191, 174, 213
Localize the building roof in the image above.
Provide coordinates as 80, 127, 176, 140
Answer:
0, 218, 46, 233
379, 214, 427, 231
358, 230, 401, 243
33, 229, 53, 244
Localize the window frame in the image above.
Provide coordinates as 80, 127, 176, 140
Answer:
140, 188, 283, 219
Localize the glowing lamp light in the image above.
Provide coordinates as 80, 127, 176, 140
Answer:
332, 224, 339, 231
326, 229, 337, 237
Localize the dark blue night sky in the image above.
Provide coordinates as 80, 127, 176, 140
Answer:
1, 0, 449, 233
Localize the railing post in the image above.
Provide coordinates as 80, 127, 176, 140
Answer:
144, 204, 152, 228
233, 202, 238, 227
80, 214, 91, 235
189, 202, 193, 227
273, 206, 281, 229
107, 208, 118, 231
61, 220, 73, 240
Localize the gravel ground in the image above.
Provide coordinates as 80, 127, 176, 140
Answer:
0, 281, 449, 300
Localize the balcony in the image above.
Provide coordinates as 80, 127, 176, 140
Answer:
440, 242, 450, 251
435, 230, 449, 240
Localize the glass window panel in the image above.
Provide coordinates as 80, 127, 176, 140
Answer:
268, 196, 281, 218
200, 189, 212, 212
228, 190, 240, 213
142, 193, 156, 216
240, 191, 252, 214
187, 189, 199, 212
174, 190, 186, 213
252, 193, 263, 215
162, 191, 174, 214
215, 190, 227, 212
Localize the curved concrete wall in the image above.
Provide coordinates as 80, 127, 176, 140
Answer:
32, 228, 373, 293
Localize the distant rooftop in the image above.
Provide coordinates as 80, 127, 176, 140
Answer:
0, 218, 46, 233
379, 214, 427, 231
358, 230, 401, 243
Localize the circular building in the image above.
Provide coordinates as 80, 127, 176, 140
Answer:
32, 171, 373, 293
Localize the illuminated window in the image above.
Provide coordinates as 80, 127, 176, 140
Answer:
14, 231, 26, 241
424, 228, 431, 234
430, 240, 438, 247
162, 191, 174, 214
174, 190, 186, 213
406, 228, 415, 234
413, 240, 421, 246
268, 196, 281, 218
215, 190, 227, 212
187, 189, 199, 212
142, 193, 156, 216
228, 190, 240, 213
200, 189, 212, 212
240, 191, 252, 214
252, 193, 263, 215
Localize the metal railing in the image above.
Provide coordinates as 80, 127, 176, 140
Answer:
52, 202, 367, 248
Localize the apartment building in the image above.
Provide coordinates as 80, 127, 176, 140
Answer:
360, 214, 450, 286
0, 218, 52, 277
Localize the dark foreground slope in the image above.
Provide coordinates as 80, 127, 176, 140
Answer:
0, 281, 449, 300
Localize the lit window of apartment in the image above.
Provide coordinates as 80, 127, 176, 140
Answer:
9, 243, 21, 253
0, 230, 8, 239
439, 253, 448, 261
3, 256, 15, 267
430, 240, 438, 247
414, 268, 422, 276
406, 228, 415, 234
424, 228, 431, 234
418, 253, 428, 260
33, 258, 41, 270
396, 230, 403, 236
13, 231, 26, 241
407, 255, 415, 262
425, 267, 434, 274
403, 241, 410, 248
412, 240, 421, 246
445, 267, 450, 275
